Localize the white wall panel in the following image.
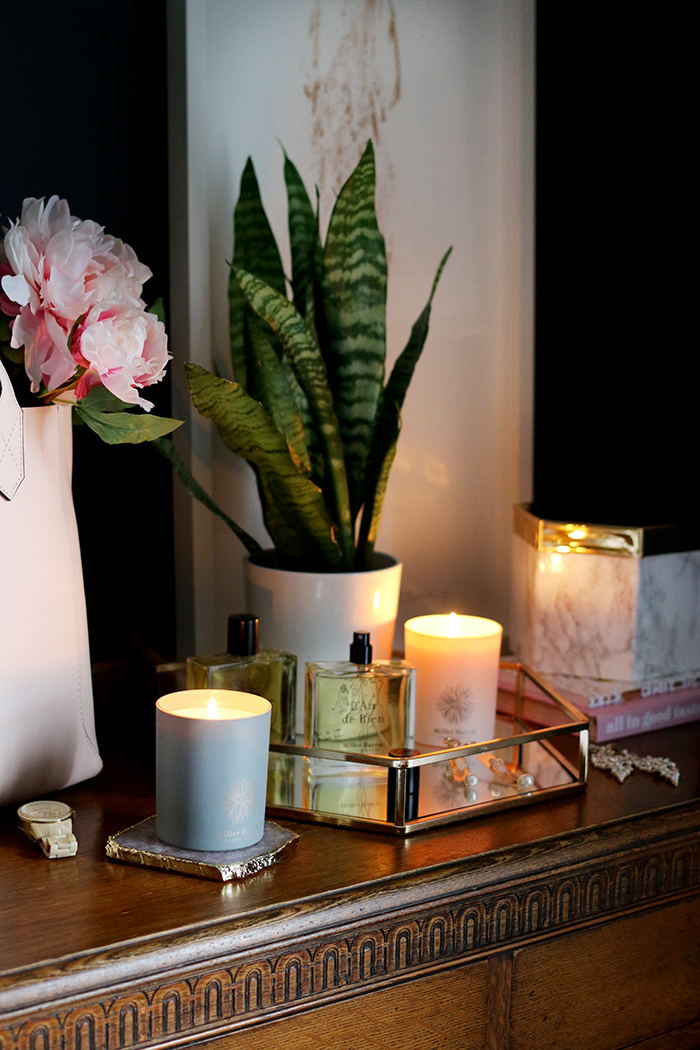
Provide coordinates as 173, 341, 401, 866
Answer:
168, 0, 534, 655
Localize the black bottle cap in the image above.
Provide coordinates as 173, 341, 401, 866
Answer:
227, 614, 259, 656
349, 631, 372, 663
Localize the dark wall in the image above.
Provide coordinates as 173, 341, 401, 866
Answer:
2, 1, 175, 662
533, 9, 692, 527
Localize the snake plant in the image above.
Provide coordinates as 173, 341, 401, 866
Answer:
162, 142, 450, 572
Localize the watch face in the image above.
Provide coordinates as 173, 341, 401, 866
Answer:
17, 800, 74, 823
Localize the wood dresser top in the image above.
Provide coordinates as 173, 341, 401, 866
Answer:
1, 710, 699, 1041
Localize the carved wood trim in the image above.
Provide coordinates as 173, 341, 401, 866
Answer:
2, 828, 699, 1050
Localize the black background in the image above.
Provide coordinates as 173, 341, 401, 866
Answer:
533, 7, 692, 527
2, 0, 174, 665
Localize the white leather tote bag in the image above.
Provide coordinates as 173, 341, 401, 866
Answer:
0, 359, 102, 807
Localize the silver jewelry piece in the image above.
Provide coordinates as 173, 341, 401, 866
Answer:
589, 743, 680, 786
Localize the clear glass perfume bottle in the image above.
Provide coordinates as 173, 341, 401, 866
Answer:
305, 632, 416, 775
187, 614, 296, 744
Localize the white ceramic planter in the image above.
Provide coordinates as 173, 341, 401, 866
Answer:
244, 553, 402, 735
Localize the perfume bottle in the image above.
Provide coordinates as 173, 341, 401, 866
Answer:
305, 632, 415, 774
187, 614, 296, 744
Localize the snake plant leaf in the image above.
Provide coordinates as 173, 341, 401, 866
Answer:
280, 161, 327, 480
253, 471, 338, 569
152, 436, 264, 557
297, 232, 331, 487
379, 247, 451, 415
245, 312, 310, 475
280, 354, 326, 488
321, 140, 388, 522
307, 223, 328, 362
284, 151, 318, 319
186, 363, 343, 569
229, 158, 286, 389
355, 433, 399, 571
356, 246, 452, 569
232, 268, 354, 568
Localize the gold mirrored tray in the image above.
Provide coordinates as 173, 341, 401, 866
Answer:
265, 663, 589, 835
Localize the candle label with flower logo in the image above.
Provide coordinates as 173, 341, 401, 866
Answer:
225, 775, 259, 823
435, 683, 476, 736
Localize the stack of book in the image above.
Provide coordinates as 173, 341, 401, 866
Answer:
498, 666, 700, 742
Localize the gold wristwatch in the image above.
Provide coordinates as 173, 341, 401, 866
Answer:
17, 801, 78, 858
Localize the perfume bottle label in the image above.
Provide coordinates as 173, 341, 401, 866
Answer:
329, 679, 388, 737
305, 659, 415, 778
314, 677, 388, 751
312, 673, 412, 754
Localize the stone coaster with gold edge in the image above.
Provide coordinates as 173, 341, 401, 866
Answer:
17, 800, 78, 858
105, 817, 298, 881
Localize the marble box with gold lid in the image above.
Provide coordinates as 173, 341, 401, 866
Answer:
511, 504, 700, 682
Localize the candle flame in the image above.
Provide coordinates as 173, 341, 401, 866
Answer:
373, 590, 380, 610
208, 697, 218, 720
447, 612, 458, 638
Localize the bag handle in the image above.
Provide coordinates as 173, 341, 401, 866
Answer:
0, 357, 25, 500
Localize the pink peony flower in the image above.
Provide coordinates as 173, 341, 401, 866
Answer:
0, 196, 154, 395
74, 303, 170, 410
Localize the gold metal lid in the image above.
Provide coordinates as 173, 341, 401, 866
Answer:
514, 503, 698, 558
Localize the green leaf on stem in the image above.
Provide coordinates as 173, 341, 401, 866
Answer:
152, 435, 264, 557
76, 396, 183, 444
147, 297, 166, 325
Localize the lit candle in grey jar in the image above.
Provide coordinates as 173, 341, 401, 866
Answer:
156, 689, 271, 851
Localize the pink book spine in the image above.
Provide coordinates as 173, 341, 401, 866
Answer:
587, 687, 700, 742
497, 671, 700, 742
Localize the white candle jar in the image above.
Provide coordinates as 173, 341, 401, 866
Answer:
404, 615, 502, 749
